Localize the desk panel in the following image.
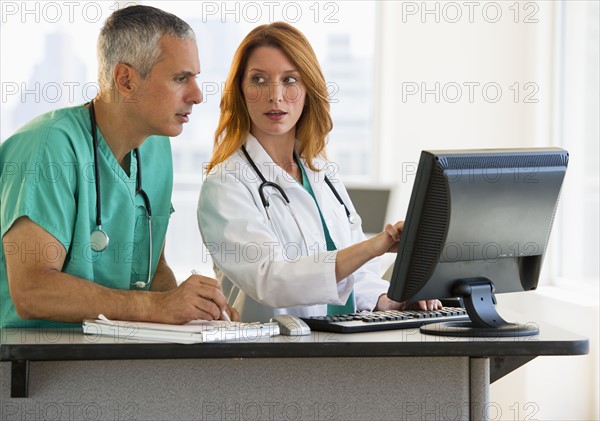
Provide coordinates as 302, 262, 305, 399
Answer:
2, 357, 477, 421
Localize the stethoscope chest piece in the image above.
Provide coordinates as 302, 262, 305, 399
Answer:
90, 228, 109, 252
348, 211, 362, 228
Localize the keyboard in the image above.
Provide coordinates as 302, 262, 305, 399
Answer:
300, 307, 470, 333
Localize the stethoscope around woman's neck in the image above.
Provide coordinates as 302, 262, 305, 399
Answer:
240, 144, 362, 227
87, 100, 153, 289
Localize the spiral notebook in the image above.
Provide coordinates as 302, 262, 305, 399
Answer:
83, 314, 280, 344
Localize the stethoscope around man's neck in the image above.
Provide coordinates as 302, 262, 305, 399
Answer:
87, 101, 153, 289
240, 144, 361, 232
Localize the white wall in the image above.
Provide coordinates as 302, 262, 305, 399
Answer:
494, 289, 599, 420
375, 1, 598, 419
376, 1, 552, 214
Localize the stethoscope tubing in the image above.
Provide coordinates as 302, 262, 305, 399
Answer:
88, 101, 153, 288
89, 101, 152, 221
90, 101, 103, 229
240, 144, 356, 225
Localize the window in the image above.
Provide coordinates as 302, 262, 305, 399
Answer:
3, 2, 596, 289
552, 1, 600, 289
0, 7, 101, 140
0, 1, 377, 280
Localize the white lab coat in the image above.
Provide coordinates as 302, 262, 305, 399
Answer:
198, 134, 389, 322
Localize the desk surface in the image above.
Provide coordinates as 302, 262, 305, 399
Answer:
0, 317, 589, 362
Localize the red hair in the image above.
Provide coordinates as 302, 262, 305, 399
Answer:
206, 22, 333, 173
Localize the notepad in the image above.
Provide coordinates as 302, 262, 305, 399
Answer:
82, 315, 280, 344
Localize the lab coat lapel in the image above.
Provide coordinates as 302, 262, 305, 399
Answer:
243, 135, 279, 184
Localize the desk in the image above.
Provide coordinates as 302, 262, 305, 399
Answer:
0, 319, 588, 421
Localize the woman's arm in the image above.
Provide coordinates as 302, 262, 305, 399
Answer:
334, 222, 403, 281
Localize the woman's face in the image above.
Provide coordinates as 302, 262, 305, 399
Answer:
243, 46, 306, 143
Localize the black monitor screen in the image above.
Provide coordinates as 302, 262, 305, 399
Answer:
387, 148, 568, 337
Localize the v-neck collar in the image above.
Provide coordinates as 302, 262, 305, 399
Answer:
84, 105, 138, 195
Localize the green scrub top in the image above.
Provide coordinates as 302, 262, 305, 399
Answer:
297, 161, 355, 315
0, 105, 173, 328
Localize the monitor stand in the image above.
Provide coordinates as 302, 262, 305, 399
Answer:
420, 278, 539, 337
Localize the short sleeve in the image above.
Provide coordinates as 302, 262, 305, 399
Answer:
1, 114, 81, 248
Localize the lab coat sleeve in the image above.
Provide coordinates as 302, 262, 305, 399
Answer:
352, 253, 390, 311
198, 170, 351, 308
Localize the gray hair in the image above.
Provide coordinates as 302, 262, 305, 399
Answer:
97, 5, 196, 91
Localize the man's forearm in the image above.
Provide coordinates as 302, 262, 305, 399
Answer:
150, 259, 178, 291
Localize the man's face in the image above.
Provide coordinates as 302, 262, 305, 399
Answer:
129, 36, 202, 138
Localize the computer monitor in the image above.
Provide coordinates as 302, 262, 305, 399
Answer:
387, 148, 569, 337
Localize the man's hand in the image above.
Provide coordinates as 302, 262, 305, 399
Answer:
152, 273, 238, 324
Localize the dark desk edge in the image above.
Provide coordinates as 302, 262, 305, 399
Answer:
1, 336, 589, 361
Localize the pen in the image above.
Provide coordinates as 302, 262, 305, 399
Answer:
191, 269, 231, 322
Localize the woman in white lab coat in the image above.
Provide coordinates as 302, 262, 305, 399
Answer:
198, 22, 440, 322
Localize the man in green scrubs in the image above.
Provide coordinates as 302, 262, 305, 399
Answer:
0, 5, 236, 328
